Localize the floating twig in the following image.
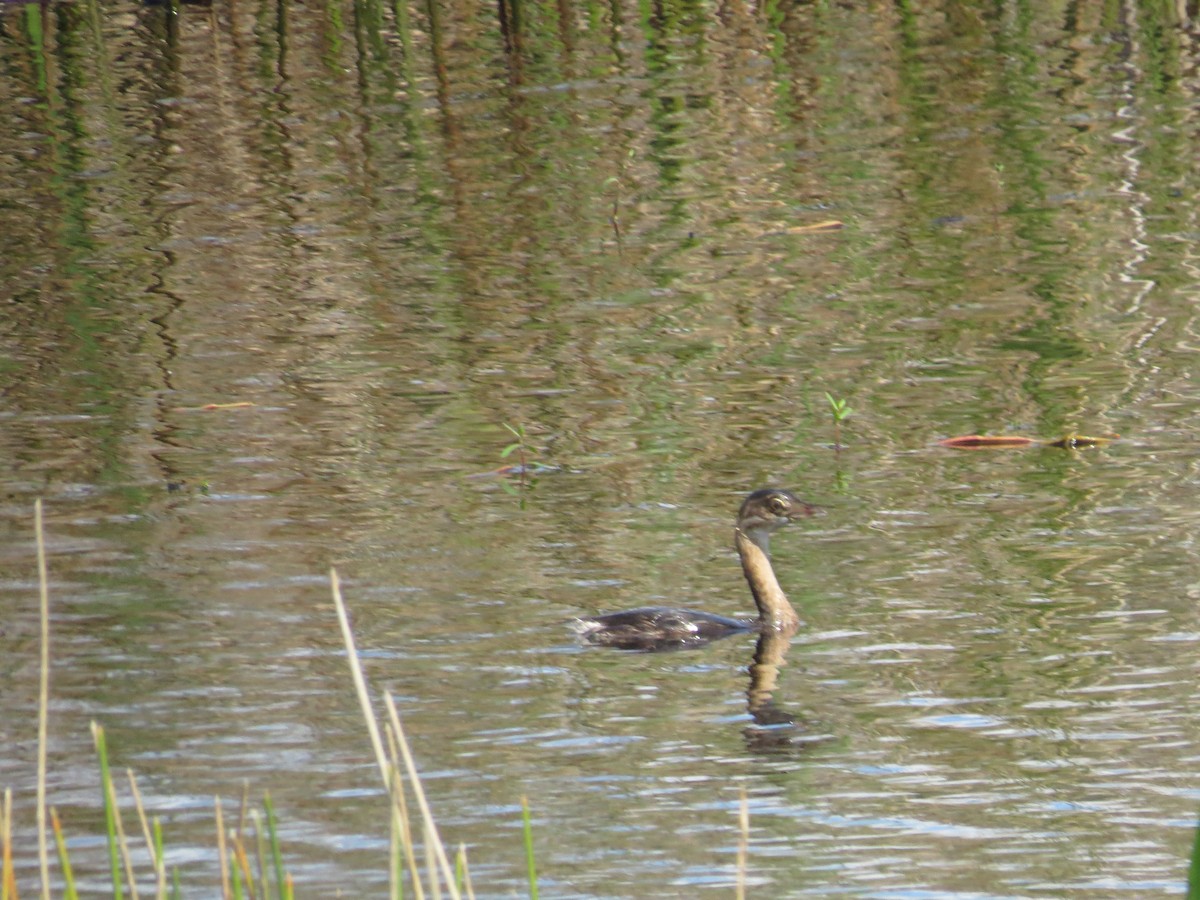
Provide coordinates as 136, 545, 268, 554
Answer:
938, 433, 1118, 450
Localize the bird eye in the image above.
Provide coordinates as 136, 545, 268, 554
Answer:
769, 496, 788, 515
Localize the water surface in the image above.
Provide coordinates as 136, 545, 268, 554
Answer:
1, 1, 1199, 896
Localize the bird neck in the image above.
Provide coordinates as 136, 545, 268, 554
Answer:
734, 527, 800, 630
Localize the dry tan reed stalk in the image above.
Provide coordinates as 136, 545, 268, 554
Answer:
232, 834, 255, 900
126, 770, 167, 900
425, 835, 439, 900
98, 753, 138, 900
329, 569, 390, 784
49, 808, 76, 894
34, 500, 51, 900
331, 567, 422, 900
457, 844, 477, 900
383, 749, 422, 900
330, 568, 461, 900
117, 801, 138, 898
232, 788, 258, 900
382, 694, 459, 899
2, 788, 14, 900
215, 796, 230, 900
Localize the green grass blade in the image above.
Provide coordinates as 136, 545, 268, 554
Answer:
521, 796, 537, 900
262, 793, 285, 900
50, 808, 79, 900
91, 722, 125, 900
389, 801, 403, 900
216, 795, 230, 900
231, 853, 245, 900
1188, 809, 1200, 900
457, 844, 476, 900
153, 818, 166, 900
251, 809, 269, 899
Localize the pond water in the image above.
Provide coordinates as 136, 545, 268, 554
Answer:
2, 1, 1199, 896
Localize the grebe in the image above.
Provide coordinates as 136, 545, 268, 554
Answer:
574, 488, 815, 651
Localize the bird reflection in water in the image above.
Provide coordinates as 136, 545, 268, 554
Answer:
743, 627, 812, 752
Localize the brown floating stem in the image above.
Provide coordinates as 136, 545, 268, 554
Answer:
939, 433, 1117, 450
938, 435, 1038, 449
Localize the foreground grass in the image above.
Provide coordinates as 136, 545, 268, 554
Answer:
1, 501, 546, 899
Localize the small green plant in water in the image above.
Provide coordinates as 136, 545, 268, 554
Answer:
500, 423, 538, 506
824, 393, 852, 451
